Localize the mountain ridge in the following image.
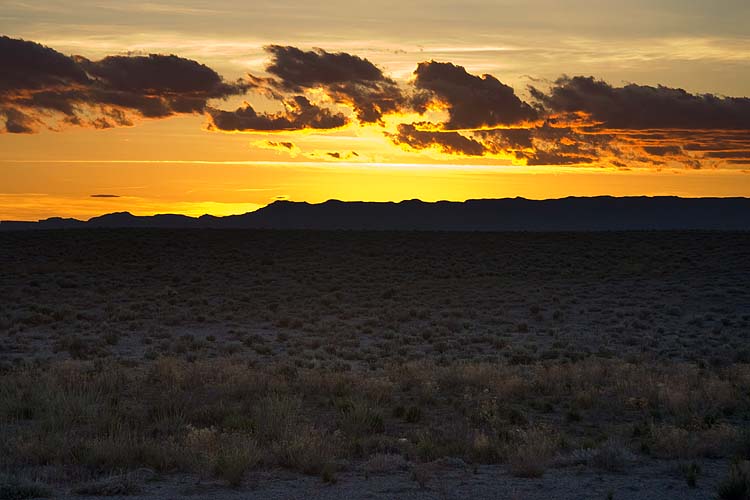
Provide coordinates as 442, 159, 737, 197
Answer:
2, 196, 750, 231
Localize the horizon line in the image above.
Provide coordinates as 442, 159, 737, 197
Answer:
3, 194, 750, 224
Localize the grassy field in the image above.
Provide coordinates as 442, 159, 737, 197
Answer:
0, 230, 749, 498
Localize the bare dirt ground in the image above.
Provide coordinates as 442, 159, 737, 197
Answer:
1, 230, 748, 499
57, 459, 730, 500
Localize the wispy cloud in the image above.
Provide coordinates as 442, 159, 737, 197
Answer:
92, 2, 227, 16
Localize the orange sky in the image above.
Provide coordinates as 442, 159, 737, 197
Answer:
1, 1, 749, 220
2, 158, 747, 221
1, 110, 748, 220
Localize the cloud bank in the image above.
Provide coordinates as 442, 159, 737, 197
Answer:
2, 36, 748, 169
0, 36, 248, 132
206, 96, 347, 132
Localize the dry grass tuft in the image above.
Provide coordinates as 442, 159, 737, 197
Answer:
507, 426, 558, 478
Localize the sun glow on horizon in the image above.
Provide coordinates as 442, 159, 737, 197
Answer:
1, 159, 747, 221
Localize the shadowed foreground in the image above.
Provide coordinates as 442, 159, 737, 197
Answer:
0, 230, 749, 499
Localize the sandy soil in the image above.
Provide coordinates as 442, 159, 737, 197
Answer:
52, 458, 729, 500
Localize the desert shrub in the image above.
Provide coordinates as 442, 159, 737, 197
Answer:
392, 405, 405, 419
404, 406, 422, 423
181, 426, 261, 485
648, 424, 691, 458
220, 413, 255, 433
320, 462, 337, 484
507, 426, 558, 478
213, 436, 261, 487
648, 423, 740, 459
589, 438, 635, 472
507, 407, 529, 426
468, 430, 501, 464
0, 474, 52, 500
414, 430, 442, 462
56, 336, 88, 359
337, 399, 384, 437
679, 462, 701, 488
271, 426, 337, 475
565, 409, 582, 422
468, 398, 501, 428
78, 434, 184, 472
104, 332, 119, 346
7, 429, 68, 466
251, 394, 302, 443
183, 425, 219, 476
697, 424, 741, 458
0, 381, 43, 422
737, 429, 750, 460
411, 462, 432, 489
1, 354, 749, 489
717, 461, 750, 500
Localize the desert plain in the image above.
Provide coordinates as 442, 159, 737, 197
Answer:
1, 229, 749, 499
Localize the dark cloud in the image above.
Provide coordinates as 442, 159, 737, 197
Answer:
90, 194, 121, 198
704, 150, 750, 159
206, 96, 347, 132
266, 141, 295, 150
265, 45, 387, 90
476, 128, 533, 150
255, 45, 407, 123
387, 123, 486, 156
3, 36, 750, 170
1, 108, 36, 134
0, 36, 246, 133
643, 145, 682, 156
80, 54, 248, 116
531, 76, 750, 130
78, 54, 228, 95
323, 151, 358, 160
386, 119, 608, 165
413, 61, 538, 129
684, 142, 744, 152
0, 36, 89, 91
509, 123, 602, 165
521, 150, 596, 166
388, 63, 544, 160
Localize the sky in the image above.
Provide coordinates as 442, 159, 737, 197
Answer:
1, 0, 749, 220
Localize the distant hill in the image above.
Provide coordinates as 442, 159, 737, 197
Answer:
2, 197, 750, 231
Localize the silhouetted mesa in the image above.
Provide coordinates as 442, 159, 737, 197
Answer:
2, 197, 749, 231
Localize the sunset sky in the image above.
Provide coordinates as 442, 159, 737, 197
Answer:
1, 0, 749, 220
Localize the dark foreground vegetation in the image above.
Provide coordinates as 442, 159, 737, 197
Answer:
0, 230, 749, 498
